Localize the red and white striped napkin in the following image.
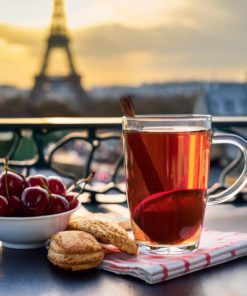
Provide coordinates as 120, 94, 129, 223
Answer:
100, 229, 247, 284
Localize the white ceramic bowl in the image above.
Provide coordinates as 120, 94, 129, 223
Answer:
0, 204, 80, 249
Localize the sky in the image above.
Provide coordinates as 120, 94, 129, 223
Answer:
0, 0, 247, 88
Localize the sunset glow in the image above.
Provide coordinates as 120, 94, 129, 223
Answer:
0, 0, 185, 28
0, 0, 247, 88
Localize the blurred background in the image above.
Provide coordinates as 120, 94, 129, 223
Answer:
0, 0, 247, 117
0, 0, 246, 200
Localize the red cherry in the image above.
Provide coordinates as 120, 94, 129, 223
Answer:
0, 195, 8, 216
0, 171, 26, 197
7, 195, 21, 216
69, 199, 79, 210
26, 175, 48, 188
64, 192, 77, 203
47, 176, 66, 195
21, 187, 51, 216
64, 192, 79, 210
47, 194, 69, 215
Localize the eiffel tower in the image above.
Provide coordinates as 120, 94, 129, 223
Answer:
30, 0, 89, 105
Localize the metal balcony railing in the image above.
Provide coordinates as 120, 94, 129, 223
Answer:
0, 116, 245, 203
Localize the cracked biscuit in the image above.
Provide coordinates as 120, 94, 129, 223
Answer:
79, 212, 131, 231
68, 217, 138, 255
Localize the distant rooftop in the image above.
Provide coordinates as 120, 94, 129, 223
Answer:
90, 81, 247, 116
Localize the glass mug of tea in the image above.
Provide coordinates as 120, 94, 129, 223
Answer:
122, 115, 247, 254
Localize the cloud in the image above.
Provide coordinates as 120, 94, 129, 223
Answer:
72, 22, 247, 70
73, 24, 214, 57
0, 24, 44, 46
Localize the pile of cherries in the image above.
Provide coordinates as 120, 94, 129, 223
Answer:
0, 161, 86, 217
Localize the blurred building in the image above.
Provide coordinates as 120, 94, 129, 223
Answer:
91, 81, 247, 116
194, 82, 247, 115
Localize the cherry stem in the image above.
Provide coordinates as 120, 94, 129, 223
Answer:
4, 157, 9, 200
45, 195, 54, 213
8, 168, 26, 181
41, 178, 51, 194
68, 172, 95, 204
4, 156, 25, 181
66, 172, 95, 194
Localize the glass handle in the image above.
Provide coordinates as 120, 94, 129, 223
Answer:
208, 132, 247, 205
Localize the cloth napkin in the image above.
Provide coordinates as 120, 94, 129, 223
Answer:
100, 229, 247, 284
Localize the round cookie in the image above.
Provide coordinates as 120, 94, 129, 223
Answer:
48, 230, 104, 271
68, 218, 138, 255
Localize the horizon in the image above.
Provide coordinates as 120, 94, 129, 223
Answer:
1, 78, 246, 91
1, 0, 247, 88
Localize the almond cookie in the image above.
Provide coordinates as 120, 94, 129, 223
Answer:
68, 218, 138, 255
48, 230, 104, 271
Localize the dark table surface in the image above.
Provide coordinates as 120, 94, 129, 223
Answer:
0, 203, 247, 296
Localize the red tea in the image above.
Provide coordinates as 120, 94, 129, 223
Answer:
123, 128, 211, 246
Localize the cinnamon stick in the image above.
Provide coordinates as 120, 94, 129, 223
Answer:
120, 96, 135, 117
120, 96, 163, 193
